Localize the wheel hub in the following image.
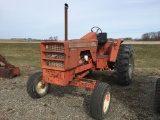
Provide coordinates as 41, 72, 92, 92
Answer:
36, 81, 47, 94
103, 92, 110, 113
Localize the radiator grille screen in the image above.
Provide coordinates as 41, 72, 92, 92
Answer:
46, 44, 64, 51
45, 53, 65, 60
46, 60, 64, 68
44, 43, 65, 68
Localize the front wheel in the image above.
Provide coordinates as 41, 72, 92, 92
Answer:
27, 72, 50, 99
90, 82, 111, 120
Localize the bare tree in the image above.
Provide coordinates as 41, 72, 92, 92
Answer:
49, 36, 58, 40
141, 31, 160, 41
142, 33, 149, 41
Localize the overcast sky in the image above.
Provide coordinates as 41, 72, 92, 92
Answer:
0, 0, 160, 40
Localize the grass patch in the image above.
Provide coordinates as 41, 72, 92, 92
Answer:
0, 43, 41, 68
133, 44, 160, 69
133, 44, 160, 75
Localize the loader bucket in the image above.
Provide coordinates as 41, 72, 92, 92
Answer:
0, 54, 20, 79
0, 67, 20, 79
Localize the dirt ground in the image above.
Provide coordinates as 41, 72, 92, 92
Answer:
0, 67, 160, 120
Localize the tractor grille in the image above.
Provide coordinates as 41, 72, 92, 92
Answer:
44, 43, 65, 68
45, 53, 65, 60
46, 60, 64, 68
46, 44, 64, 51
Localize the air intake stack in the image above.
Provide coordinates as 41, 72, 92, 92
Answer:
64, 3, 68, 41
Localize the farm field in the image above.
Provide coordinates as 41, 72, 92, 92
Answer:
0, 43, 160, 120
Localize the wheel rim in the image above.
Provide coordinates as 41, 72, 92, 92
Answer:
36, 81, 48, 94
103, 92, 110, 113
129, 55, 133, 79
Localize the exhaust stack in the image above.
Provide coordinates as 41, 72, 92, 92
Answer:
64, 3, 68, 41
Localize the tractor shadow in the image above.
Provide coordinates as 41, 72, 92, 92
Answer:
82, 94, 92, 117
49, 85, 86, 97
85, 70, 116, 85
49, 84, 93, 117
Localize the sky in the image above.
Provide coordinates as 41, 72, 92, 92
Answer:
0, 0, 160, 40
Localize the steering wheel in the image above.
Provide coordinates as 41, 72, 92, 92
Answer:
91, 26, 102, 35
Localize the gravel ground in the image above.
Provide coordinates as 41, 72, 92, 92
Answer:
0, 67, 160, 120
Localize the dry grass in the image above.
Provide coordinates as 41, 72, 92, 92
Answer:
0, 43, 41, 69
131, 44, 160, 76
133, 44, 160, 69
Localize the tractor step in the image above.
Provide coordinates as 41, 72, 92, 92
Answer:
69, 78, 97, 90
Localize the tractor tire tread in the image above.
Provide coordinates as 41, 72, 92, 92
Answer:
90, 82, 111, 120
114, 44, 134, 86
27, 72, 50, 99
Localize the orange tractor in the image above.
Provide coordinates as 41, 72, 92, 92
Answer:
27, 4, 134, 119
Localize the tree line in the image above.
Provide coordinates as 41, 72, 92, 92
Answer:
141, 31, 160, 41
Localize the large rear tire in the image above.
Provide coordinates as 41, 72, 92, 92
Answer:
27, 72, 50, 99
90, 82, 111, 120
155, 78, 160, 112
114, 44, 134, 86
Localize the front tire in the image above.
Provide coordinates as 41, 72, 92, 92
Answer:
114, 44, 134, 86
155, 78, 160, 112
90, 82, 111, 120
27, 72, 50, 99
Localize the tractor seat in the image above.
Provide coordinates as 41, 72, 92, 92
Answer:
97, 33, 107, 44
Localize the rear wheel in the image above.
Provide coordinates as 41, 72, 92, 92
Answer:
90, 82, 111, 120
155, 78, 160, 112
114, 44, 134, 86
27, 72, 50, 99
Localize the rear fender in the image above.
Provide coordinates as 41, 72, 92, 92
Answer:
109, 39, 123, 62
